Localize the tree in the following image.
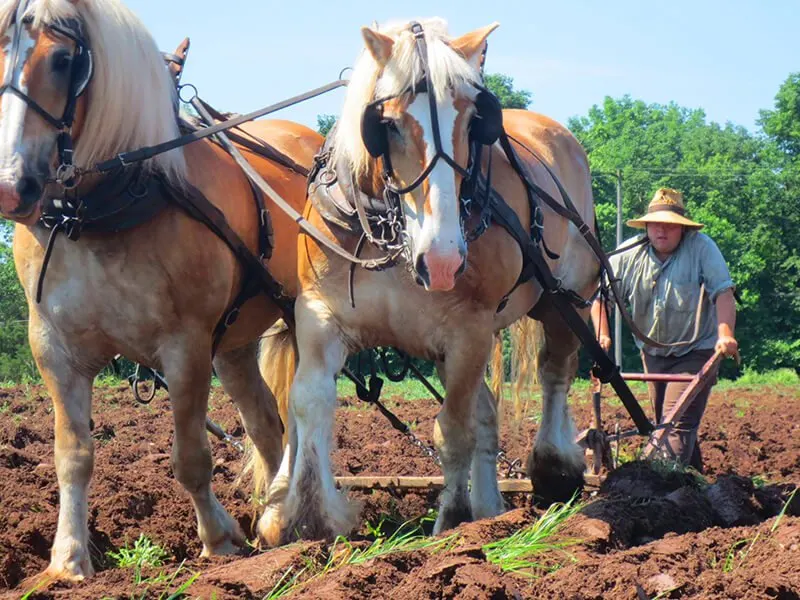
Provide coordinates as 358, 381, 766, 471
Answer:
0, 223, 35, 381
483, 73, 532, 109
758, 73, 800, 157
316, 114, 337, 137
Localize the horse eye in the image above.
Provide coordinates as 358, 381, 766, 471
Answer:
386, 119, 400, 134
51, 50, 72, 74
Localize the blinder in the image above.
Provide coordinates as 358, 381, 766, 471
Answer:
68, 41, 93, 99
470, 88, 503, 146
360, 101, 388, 159
0, 0, 93, 123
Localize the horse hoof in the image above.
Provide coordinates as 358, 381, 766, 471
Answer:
434, 503, 473, 534
530, 462, 585, 507
42, 558, 93, 583
201, 537, 245, 557
200, 522, 247, 557
257, 505, 285, 548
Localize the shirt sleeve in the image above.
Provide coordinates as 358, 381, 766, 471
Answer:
605, 250, 627, 305
699, 235, 734, 300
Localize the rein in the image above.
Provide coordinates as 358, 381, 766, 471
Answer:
90, 79, 348, 175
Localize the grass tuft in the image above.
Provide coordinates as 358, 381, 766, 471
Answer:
483, 496, 583, 578
107, 533, 170, 585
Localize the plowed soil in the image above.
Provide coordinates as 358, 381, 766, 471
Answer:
0, 380, 798, 599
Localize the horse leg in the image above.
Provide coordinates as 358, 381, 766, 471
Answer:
435, 362, 504, 522
432, 334, 492, 534
260, 299, 356, 544
527, 304, 585, 505
212, 341, 284, 505
471, 381, 506, 519
163, 341, 245, 556
30, 324, 96, 581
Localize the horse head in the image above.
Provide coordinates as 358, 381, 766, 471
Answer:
0, 0, 184, 224
332, 18, 501, 291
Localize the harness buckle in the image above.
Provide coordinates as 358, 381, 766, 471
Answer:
55, 163, 81, 190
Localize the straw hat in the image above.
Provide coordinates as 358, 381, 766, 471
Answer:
626, 188, 703, 230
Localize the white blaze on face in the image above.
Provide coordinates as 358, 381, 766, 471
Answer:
0, 21, 35, 183
405, 91, 467, 291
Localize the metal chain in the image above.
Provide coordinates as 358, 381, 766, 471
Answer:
404, 430, 442, 467
496, 449, 528, 480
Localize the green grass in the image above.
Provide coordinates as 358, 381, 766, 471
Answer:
336, 375, 444, 402
715, 367, 800, 390
334, 516, 456, 566
107, 534, 170, 585
483, 496, 583, 578
771, 486, 798, 533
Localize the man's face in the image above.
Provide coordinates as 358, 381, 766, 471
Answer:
647, 222, 684, 256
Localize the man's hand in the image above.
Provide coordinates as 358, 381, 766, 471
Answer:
598, 335, 612, 353
715, 334, 740, 363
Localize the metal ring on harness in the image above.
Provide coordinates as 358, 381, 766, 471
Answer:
129, 364, 158, 404
55, 163, 81, 190
177, 83, 198, 104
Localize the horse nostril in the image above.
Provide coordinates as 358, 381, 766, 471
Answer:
414, 254, 430, 288
16, 176, 43, 205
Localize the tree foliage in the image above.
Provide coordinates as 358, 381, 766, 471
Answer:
316, 113, 337, 137
758, 73, 800, 157
0, 221, 35, 381
483, 73, 532, 109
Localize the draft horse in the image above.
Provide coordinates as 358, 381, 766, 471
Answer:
0, 0, 319, 581
259, 18, 600, 544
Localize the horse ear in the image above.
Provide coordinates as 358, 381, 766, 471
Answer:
361, 26, 394, 66
449, 22, 500, 68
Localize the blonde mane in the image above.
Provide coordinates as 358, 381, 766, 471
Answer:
0, 0, 186, 183
332, 17, 483, 177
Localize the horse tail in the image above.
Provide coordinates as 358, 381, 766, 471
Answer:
490, 332, 505, 404
259, 320, 297, 449
243, 319, 297, 503
508, 318, 545, 423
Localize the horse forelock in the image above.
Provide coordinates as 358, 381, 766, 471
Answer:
0, 0, 186, 183
332, 17, 482, 180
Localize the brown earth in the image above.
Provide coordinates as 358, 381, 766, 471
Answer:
0, 380, 798, 599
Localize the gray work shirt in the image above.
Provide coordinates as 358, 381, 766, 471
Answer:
608, 231, 734, 357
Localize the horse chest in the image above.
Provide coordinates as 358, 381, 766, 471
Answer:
19, 233, 170, 339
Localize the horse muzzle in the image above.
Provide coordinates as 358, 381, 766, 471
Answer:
414, 247, 467, 292
0, 173, 44, 224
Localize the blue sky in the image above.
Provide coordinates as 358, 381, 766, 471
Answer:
129, 0, 797, 134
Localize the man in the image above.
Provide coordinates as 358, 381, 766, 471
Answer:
591, 188, 739, 472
